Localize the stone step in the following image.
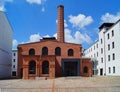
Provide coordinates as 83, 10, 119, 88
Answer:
65, 76, 82, 79
35, 77, 47, 80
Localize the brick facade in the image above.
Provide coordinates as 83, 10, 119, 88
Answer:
18, 40, 92, 79
17, 5, 92, 79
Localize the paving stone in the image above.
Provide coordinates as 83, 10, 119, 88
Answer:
0, 76, 120, 92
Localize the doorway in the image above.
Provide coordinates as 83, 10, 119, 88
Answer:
100, 68, 103, 75
62, 59, 80, 76
64, 62, 77, 76
20, 68, 23, 78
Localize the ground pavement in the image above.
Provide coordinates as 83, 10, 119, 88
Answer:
0, 76, 120, 92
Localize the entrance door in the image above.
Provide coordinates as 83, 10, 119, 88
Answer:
64, 62, 78, 76
100, 68, 103, 76
20, 68, 23, 78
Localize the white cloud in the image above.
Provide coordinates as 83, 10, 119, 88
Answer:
0, 0, 13, 11
26, 0, 46, 12
12, 30, 92, 49
65, 29, 74, 43
64, 20, 68, 27
43, 34, 50, 38
65, 28, 92, 44
56, 19, 68, 28
41, 7, 45, 12
29, 33, 41, 42
101, 12, 120, 23
69, 14, 93, 29
26, 0, 42, 4
12, 39, 18, 48
26, 0, 46, 4
53, 33, 57, 39
0, 5, 4, 11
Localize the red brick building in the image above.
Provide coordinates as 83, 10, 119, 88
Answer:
18, 5, 92, 79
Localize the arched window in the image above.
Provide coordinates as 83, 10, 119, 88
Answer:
29, 61, 36, 74
68, 49, 74, 56
42, 47, 48, 55
42, 61, 49, 74
84, 66, 88, 73
29, 48, 35, 55
55, 47, 61, 56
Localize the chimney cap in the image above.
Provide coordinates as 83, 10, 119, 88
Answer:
58, 5, 64, 8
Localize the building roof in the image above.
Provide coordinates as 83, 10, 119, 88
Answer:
99, 23, 114, 30
57, 5, 64, 8
18, 40, 82, 48
41, 37, 56, 41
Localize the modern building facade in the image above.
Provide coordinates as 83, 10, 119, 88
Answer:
18, 5, 92, 79
0, 11, 13, 78
11, 50, 18, 77
84, 20, 120, 76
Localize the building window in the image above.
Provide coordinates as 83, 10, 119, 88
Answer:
14, 53, 16, 56
13, 65, 15, 68
97, 44, 98, 48
42, 61, 49, 74
94, 54, 95, 58
29, 61, 36, 74
42, 47, 48, 55
109, 67, 111, 73
113, 66, 115, 73
107, 33, 110, 39
108, 55, 110, 61
108, 44, 110, 51
101, 58, 103, 63
91, 55, 92, 58
55, 47, 61, 56
94, 46, 95, 50
112, 30, 114, 37
112, 53, 115, 60
112, 42, 114, 49
12, 71, 16, 76
13, 59, 15, 62
84, 66, 88, 73
101, 39, 102, 44
97, 52, 98, 57
101, 48, 103, 54
68, 49, 74, 56
29, 48, 35, 55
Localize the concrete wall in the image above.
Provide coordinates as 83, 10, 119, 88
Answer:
0, 11, 13, 78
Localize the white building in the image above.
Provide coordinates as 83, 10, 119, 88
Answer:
0, 11, 13, 78
84, 19, 120, 76
11, 50, 18, 77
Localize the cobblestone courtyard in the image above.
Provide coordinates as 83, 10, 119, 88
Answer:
0, 76, 120, 92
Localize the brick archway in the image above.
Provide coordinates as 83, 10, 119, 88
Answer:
84, 66, 88, 73
29, 60, 36, 74
42, 60, 49, 74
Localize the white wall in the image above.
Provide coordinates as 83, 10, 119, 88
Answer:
0, 11, 13, 78
11, 50, 18, 77
84, 41, 99, 75
84, 20, 120, 76
105, 22, 120, 76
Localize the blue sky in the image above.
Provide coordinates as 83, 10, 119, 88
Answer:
0, 0, 120, 49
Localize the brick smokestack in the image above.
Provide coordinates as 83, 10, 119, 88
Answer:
57, 5, 64, 42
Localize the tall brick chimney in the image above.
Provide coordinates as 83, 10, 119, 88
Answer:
57, 5, 64, 42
